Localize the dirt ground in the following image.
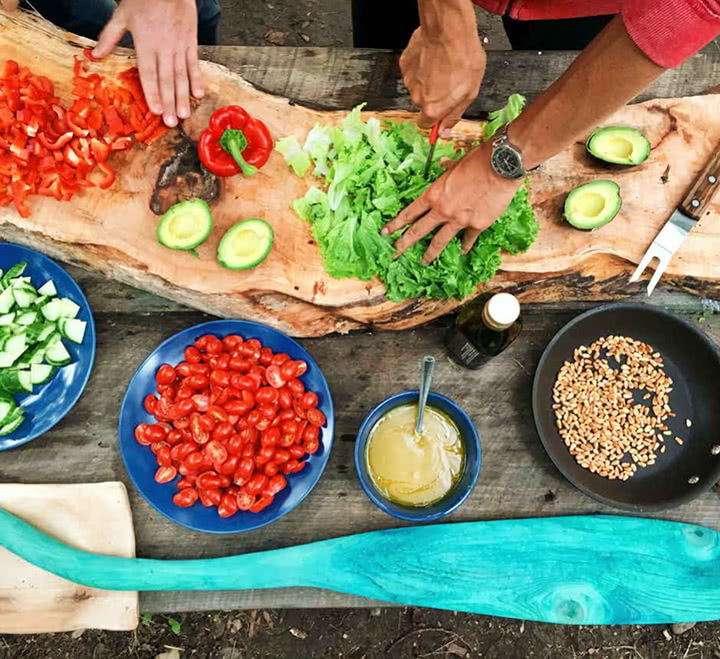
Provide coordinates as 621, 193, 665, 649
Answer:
2, 2, 720, 658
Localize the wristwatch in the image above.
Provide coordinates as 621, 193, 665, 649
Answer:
490, 123, 540, 179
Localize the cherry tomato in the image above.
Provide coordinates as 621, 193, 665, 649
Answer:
264, 474, 287, 496
144, 394, 158, 414
304, 437, 320, 454
156, 445, 172, 467
205, 337, 224, 354
211, 387, 230, 406
258, 403, 277, 420
156, 364, 177, 385
173, 488, 198, 508
197, 414, 216, 432
223, 334, 243, 350
287, 378, 305, 396
185, 346, 202, 363
293, 400, 306, 420
280, 361, 299, 381
241, 444, 255, 458
189, 363, 211, 375
229, 357, 251, 372
255, 417, 271, 431
211, 422, 233, 443
176, 476, 196, 489
264, 461, 279, 477
282, 459, 300, 474
303, 424, 320, 443
218, 492, 239, 517
265, 365, 286, 389
245, 338, 262, 351
192, 394, 209, 412
231, 374, 255, 391
207, 405, 229, 422
182, 451, 205, 472
253, 386, 276, 405
171, 442, 197, 462
174, 415, 191, 430
169, 398, 195, 420
176, 385, 194, 400
271, 353, 290, 366
196, 471, 225, 490
278, 388, 292, 409
145, 424, 168, 442
155, 465, 177, 484
194, 334, 212, 351
225, 395, 253, 415
225, 434, 243, 456
249, 494, 275, 513
261, 427, 280, 447
135, 423, 151, 445
288, 445, 305, 459
259, 347, 274, 365
306, 408, 326, 427
236, 488, 255, 511
278, 432, 295, 448
210, 369, 231, 387
166, 430, 183, 446
186, 374, 209, 390
247, 371, 263, 391
205, 439, 229, 464
190, 415, 209, 445
198, 487, 222, 507
156, 383, 176, 398
218, 455, 239, 476
294, 361, 308, 376
301, 392, 318, 409
273, 449, 290, 463
281, 420, 298, 436
246, 472, 268, 495
211, 353, 230, 370
176, 362, 192, 377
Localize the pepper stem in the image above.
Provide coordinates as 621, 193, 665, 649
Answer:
219, 128, 258, 177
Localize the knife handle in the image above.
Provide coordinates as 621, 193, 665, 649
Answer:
680, 142, 720, 220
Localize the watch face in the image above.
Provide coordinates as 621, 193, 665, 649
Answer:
491, 145, 524, 179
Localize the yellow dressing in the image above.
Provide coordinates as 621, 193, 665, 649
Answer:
366, 404, 465, 507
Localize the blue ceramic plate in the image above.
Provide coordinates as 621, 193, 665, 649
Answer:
0, 243, 96, 451
119, 319, 335, 534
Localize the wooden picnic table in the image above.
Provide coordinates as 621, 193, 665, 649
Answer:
1, 46, 720, 615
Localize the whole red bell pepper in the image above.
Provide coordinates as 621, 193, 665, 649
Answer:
197, 105, 272, 177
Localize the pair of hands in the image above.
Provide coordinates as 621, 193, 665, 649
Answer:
389, 23, 518, 263
2, 0, 203, 128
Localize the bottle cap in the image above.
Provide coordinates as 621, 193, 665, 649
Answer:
484, 293, 520, 330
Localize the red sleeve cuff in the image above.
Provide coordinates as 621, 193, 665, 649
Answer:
622, 0, 720, 68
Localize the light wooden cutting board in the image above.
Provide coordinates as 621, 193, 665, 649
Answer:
0, 482, 138, 633
0, 11, 718, 337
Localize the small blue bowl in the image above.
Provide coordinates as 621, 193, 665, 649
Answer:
354, 390, 481, 522
0, 243, 96, 451
119, 319, 334, 534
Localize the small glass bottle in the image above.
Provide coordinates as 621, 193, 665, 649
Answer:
445, 292, 523, 370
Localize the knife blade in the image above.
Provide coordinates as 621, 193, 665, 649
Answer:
630, 141, 720, 295
422, 123, 440, 180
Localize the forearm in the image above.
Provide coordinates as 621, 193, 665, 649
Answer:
417, 0, 477, 41
509, 16, 665, 170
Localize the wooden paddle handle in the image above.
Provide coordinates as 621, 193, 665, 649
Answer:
680, 142, 720, 220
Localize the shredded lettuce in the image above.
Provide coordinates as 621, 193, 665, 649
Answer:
277, 97, 538, 301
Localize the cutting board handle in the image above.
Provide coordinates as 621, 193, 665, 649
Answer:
680, 142, 720, 220
2, 508, 720, 625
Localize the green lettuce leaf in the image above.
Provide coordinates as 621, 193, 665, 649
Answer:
280, 96, 539, 301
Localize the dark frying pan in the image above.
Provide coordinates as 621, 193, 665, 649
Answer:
533, 302, 720, 511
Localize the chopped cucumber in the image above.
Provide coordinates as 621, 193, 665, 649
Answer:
0, 353, 17, 368
45, 339, 71, 366
41, 298, 63, 321
16, 311, 37, 326
12, 287, 36, 308
0, 312, 14, 326
0, 368, 31, 395
37, 324, 56, 342
58, 318, 86, 344
0, 262, 26, 289
30, 363, 55, 385
58, 298, 80, 319
0, 286, 14, 313
0, 396, 15, 425
0, 408, 25, 435
37, 280, 57, 297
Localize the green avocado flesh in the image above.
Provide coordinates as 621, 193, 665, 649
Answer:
157, 199, 213, 250
217, 218, 274, 270
586, 126, 650, 165
564, 180, 622, 230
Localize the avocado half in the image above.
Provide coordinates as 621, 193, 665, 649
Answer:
586, 126, 650, 166
156, 199, 213, 251
564, 180, 622, 230
217, 218, 274, 270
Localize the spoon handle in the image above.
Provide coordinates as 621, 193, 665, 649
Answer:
415, 355, 436, 435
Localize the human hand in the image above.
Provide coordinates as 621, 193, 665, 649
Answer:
92, 0, 204, 128
382, 141, 522, 264
399, 22, 486, 135
0, 0, 18, 11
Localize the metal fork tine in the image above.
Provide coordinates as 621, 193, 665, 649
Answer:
629, 249, 657, 283
646, 256, 669, 296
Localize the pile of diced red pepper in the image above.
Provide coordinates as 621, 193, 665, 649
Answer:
0, 49, 168, 218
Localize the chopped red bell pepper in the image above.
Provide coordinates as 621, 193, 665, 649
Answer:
197, 105, 273, 177
96, 161, 115, 189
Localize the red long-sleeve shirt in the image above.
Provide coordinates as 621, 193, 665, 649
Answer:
473, 0, 720, 68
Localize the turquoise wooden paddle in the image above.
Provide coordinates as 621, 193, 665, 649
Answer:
2, 509, 719, 624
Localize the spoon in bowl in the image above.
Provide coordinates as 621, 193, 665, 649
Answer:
415, 355, 436, 436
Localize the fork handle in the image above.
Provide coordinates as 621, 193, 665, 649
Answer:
680, 142, 720, 220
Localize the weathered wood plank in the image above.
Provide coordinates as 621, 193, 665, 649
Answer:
1, 310, 718, 612
198, 47, 720, 113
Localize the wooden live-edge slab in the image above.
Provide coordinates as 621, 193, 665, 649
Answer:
1, 39, 719, 613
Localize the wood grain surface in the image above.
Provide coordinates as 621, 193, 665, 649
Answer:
0, 11, 719, 337
0, 17, 718, 614
0, 482, 138, 633
3, 510, 720, 625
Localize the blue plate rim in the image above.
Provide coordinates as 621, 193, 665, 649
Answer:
354, 389, 481, 522
118, 318, 335, 534
0, 242, 96, 451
